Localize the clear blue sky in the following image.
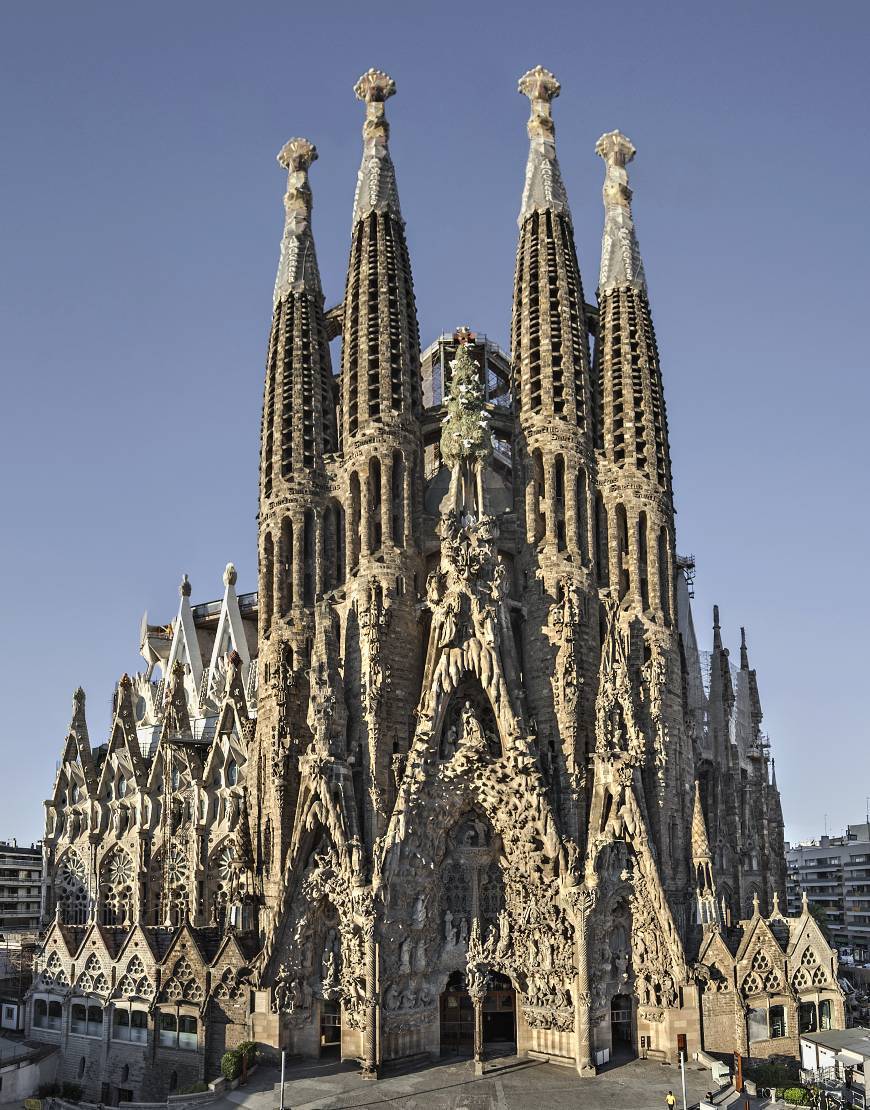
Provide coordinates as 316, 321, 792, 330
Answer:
1, 0, 867, 846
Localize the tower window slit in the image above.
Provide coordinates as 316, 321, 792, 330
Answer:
349, 472, 361, 571
262, 532, 274, 632
369, 456, 382, 553
638, 511, 650, 610
303, 509, 315, 606
658, 526, 671, 625
616, 503, 630, 600
391, 449, 404, 544
280, 517, 293, 614
576, 467, 589, 564
595, 492, 609, 588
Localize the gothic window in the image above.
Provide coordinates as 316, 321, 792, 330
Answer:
479, 862, 504, 925
576, 467, 589, 563
442, 860, 470, 919
207, 841, 236, 928
530, 450, 545, 544
658, 527, 671, 625
55, 851, 88, 925
349, 472, 361, 570
799, 1001, 817, 1033
769, 1004, 787, 1038
70, 1002, 103, 1038
638, 511, 650, 609
226, 760, 238, 786
615, 503, 630, 600
820, 999, 832, 1029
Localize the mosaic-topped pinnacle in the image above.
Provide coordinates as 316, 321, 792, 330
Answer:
274, 136, 323, 303
517, 66, 569, 224
277, 137, 318, 173
352, 69, 402, 224
354, 69, 396, 105
597, 129, 646, 293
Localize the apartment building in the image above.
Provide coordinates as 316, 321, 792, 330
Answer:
787, 823, 870, 962
0, 840, 42, 932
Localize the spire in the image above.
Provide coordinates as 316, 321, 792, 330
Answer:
517, 66, 570, 225
593, 130, 672, 495
512, 67, 592, 433
352, 69, 401, 224
740, 626, 749, 670
596, 130, 646, 294
713, 605, 723, 651
260, 135, 336, 506
341, 69, 421, 438
691, 780, 712, 863
273, 138, 322, 304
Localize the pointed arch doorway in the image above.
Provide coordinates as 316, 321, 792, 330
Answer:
439, 971, 516, 1057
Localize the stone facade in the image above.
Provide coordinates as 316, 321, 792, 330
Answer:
27, 66, 843, 1099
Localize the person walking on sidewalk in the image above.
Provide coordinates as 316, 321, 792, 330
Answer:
666, 1092, 677, 1108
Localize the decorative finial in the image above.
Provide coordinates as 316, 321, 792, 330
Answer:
596, 130, 645, 292
354, 69, 396, 105
73, 687, 86, 707
518, 66, 560, 137
180, 574, 191, 598
454, 325, 475, 348
712, 604, 722, 650
119, 673, 132, 690
740, 626, 749, 670
752, 890, 760, 915
224, 562, 238, 588
772, 890, 780, 914
801, 888, 809, 912
278, 137, 317, 173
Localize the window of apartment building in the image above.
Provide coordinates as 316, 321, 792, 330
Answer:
70, 1002, 103, 1037
158, 1012, 197, 1050
113, 1007, 148, 1043
33, 998, 63, 1031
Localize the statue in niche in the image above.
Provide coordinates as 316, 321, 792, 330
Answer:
412, 892, 427, 928
439, 338, 492, 524
461, 701, 486, 749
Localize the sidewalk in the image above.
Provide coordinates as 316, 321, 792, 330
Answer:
209, 1053, 732, 1109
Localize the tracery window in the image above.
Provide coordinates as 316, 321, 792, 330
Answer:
99, 848, 134, 926
55, 851, 88, 925
113, 1007, 148, 1043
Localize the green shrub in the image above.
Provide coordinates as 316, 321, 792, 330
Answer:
37, 1083, 61, 1098
782, 1087, 810, 1106
220, 1049, 242, 1080
60, 1082, 84, 1102
236, 1040, 257, 1068
179, 1082, 209, 1095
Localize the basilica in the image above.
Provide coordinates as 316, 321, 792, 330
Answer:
27, 68, 843, 1100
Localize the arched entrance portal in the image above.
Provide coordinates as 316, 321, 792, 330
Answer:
483, 972, 516, 1052
610, 993, 635, 1060
439, 971, 516, 1057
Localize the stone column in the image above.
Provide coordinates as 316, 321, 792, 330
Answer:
468, 972, 487, 1076
361, 913, 379, 1079
570, 886, 596, 1076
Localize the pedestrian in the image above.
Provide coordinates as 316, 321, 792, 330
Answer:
666, 1092, 677, 1108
